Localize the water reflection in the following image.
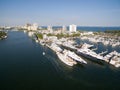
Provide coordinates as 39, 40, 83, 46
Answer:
0, 31, 120, 90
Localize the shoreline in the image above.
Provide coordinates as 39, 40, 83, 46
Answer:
32, 30, 120, 68
0, 31, 7, 40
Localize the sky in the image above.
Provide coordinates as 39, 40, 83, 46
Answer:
0, 0, 120, 26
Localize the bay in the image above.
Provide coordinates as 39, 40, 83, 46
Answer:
0, 31, 120, 90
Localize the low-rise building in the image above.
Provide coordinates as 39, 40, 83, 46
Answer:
81, 32, 94, 36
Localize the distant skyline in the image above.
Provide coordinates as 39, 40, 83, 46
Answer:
0, 0, 120, 26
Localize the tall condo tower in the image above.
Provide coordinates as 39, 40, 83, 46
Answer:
62, 25, 66, 33
47, 26, 53, 33
69, 24, 77, 32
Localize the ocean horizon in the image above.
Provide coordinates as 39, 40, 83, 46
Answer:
40, 26, 120, 32
0, 30, 120, 90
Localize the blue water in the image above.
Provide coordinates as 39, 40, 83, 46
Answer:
77, 26, 120, 32
0, 30, 120, 90
41, 26, 120, 32
75, 38, 120, 54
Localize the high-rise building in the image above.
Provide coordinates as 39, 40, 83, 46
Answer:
48, 26, 53, 33
62, 25, 66, 33
32, 23, 38, 30
69, 24, 77, 32
24, 23, 38, 31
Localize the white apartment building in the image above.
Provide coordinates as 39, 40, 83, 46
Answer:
25, 23, 38, 31
62, 25, 67, 33
32, 23, 38, 30
69, 24, 77, 33
47, 26, 53, 33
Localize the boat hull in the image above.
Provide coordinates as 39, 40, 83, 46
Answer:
77, 51, 104, 65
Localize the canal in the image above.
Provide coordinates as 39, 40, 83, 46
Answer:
0, 31, 120, 90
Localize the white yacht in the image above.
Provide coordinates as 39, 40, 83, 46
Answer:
110, 55, 120, 68
98, 50, 108, 56
56, 50, 77, 66
50, 43, 62, 52
77, 43, 104, 63
67, 50, 87, 64
35, 39, 39, 43
104, 51, 120, 67
62, 41, 77, 50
